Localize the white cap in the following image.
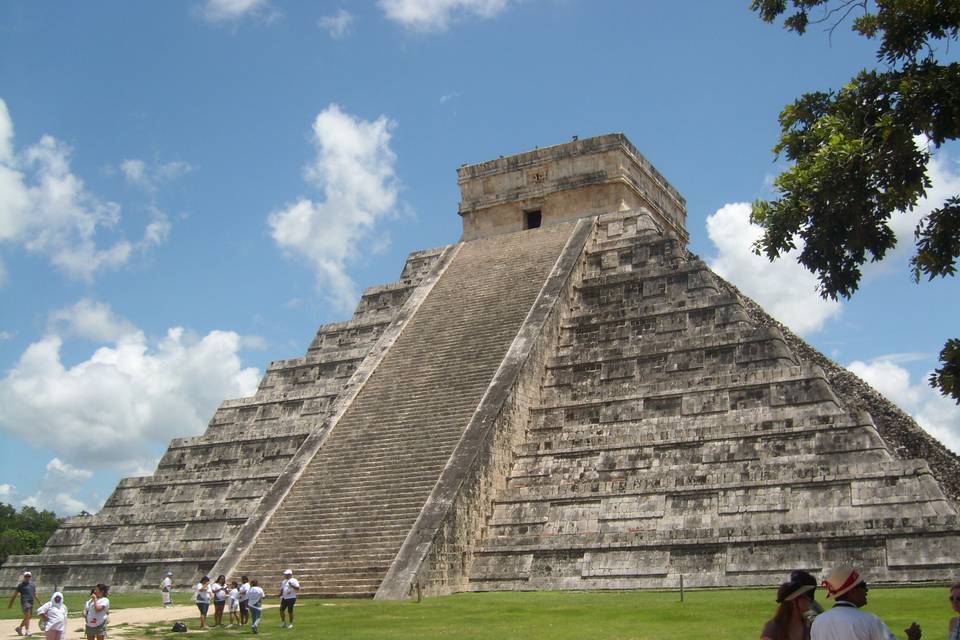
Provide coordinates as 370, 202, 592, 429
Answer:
283, 569, 293, 576
23, 571, 32, 577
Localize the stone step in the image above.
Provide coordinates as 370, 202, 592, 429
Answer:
496, 459, 934, 503
234, 223, 576, 587
516, 413, 879, 459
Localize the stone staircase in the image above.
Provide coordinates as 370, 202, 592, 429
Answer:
233, 222, 577, 597
467, 210, 960, 591
0, 248, 445, 590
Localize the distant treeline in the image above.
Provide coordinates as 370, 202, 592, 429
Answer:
0, 502, 62, 565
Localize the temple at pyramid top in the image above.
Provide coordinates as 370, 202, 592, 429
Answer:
457, 133, 688, 242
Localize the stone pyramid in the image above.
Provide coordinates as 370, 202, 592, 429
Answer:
4, 134, 958, 597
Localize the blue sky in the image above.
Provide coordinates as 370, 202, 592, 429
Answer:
1, 0, 957, 516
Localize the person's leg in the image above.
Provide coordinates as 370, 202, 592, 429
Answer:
251, 606, 261, 633
22, 608, 32, 635
239, 601, 248, 625
279, 599, 286, 626
287, 601, 294, 628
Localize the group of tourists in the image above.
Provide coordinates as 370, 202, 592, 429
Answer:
9, 563, 960, 638
7, 572, 109, 640
188, 568, 300, 633
761, 565, 960, 640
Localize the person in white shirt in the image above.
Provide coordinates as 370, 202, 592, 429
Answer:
212, 574, 227, 627
246, 579, 265, 634
278, 569, 301, 629
194, 576, 211, 630
160, 572, 174, 607
812, 566, 921, 640
35, 592, 67, 640
83, 584, 110, 640
227, 581, 240, 628
238, 576, 251, 625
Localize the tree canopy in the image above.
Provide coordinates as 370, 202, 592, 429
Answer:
0, 503, 62, 565
750, 0, 960, 402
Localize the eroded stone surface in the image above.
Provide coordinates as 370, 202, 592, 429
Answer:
5, 134, 957, 597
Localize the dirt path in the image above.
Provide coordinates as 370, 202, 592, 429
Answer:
7, 604, 278, 639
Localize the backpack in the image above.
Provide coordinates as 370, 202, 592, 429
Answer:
171, 622, 188, 633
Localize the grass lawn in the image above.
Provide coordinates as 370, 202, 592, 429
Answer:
107, 587, 957, 639
1, 590, 161, 618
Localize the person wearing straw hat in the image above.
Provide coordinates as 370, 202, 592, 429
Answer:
761, 580, 816, 640
811, 566, 921, 640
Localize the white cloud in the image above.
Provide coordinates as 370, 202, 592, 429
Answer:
46, 457, 93, 481
706, 202, 842, 335
198, 0, 278, 24
0, 484, 13, 501
22, 490, 93, 516
268, 104, 401, 311
866, 140, 960, 274
120, 158, 192, 192
240, 334, 269, 350
0, 98, 169, 283
120, 159, 147, 187
0, 330, 12, 341
847, 358, 960, 454
379, 0, 510, 32
0, 304, 260, 473
48, 299, 138, 342
319, 9, 355, 39
440, 91, 460, 104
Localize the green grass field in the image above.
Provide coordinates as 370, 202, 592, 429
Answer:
3, 588, 954, 639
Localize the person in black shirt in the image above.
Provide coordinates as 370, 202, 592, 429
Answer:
7, 571, 37, 637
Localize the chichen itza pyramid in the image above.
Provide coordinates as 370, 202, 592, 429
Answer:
3, 134, 959, 597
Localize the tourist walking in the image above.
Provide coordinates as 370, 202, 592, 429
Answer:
8, 570, 37, 637
212, 574, 227, 626
811, 566, 921, 640
83, 584, 110, 640
239, 575, 251, 625
160, 571, 174, 607
278, 568, 300, 629
761, 581, 815, 640
194, 575, 211, 629
35, 592, 66, 640
247, 579, 265, 634
227, 581, 240, 628
948, 582, 960, 640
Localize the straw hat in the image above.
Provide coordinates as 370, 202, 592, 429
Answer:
821, 566, 864, 599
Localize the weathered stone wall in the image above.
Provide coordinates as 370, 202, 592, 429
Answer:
464, 208, 960, 591
458, 134, 687, 243
727, 280, 960, 506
